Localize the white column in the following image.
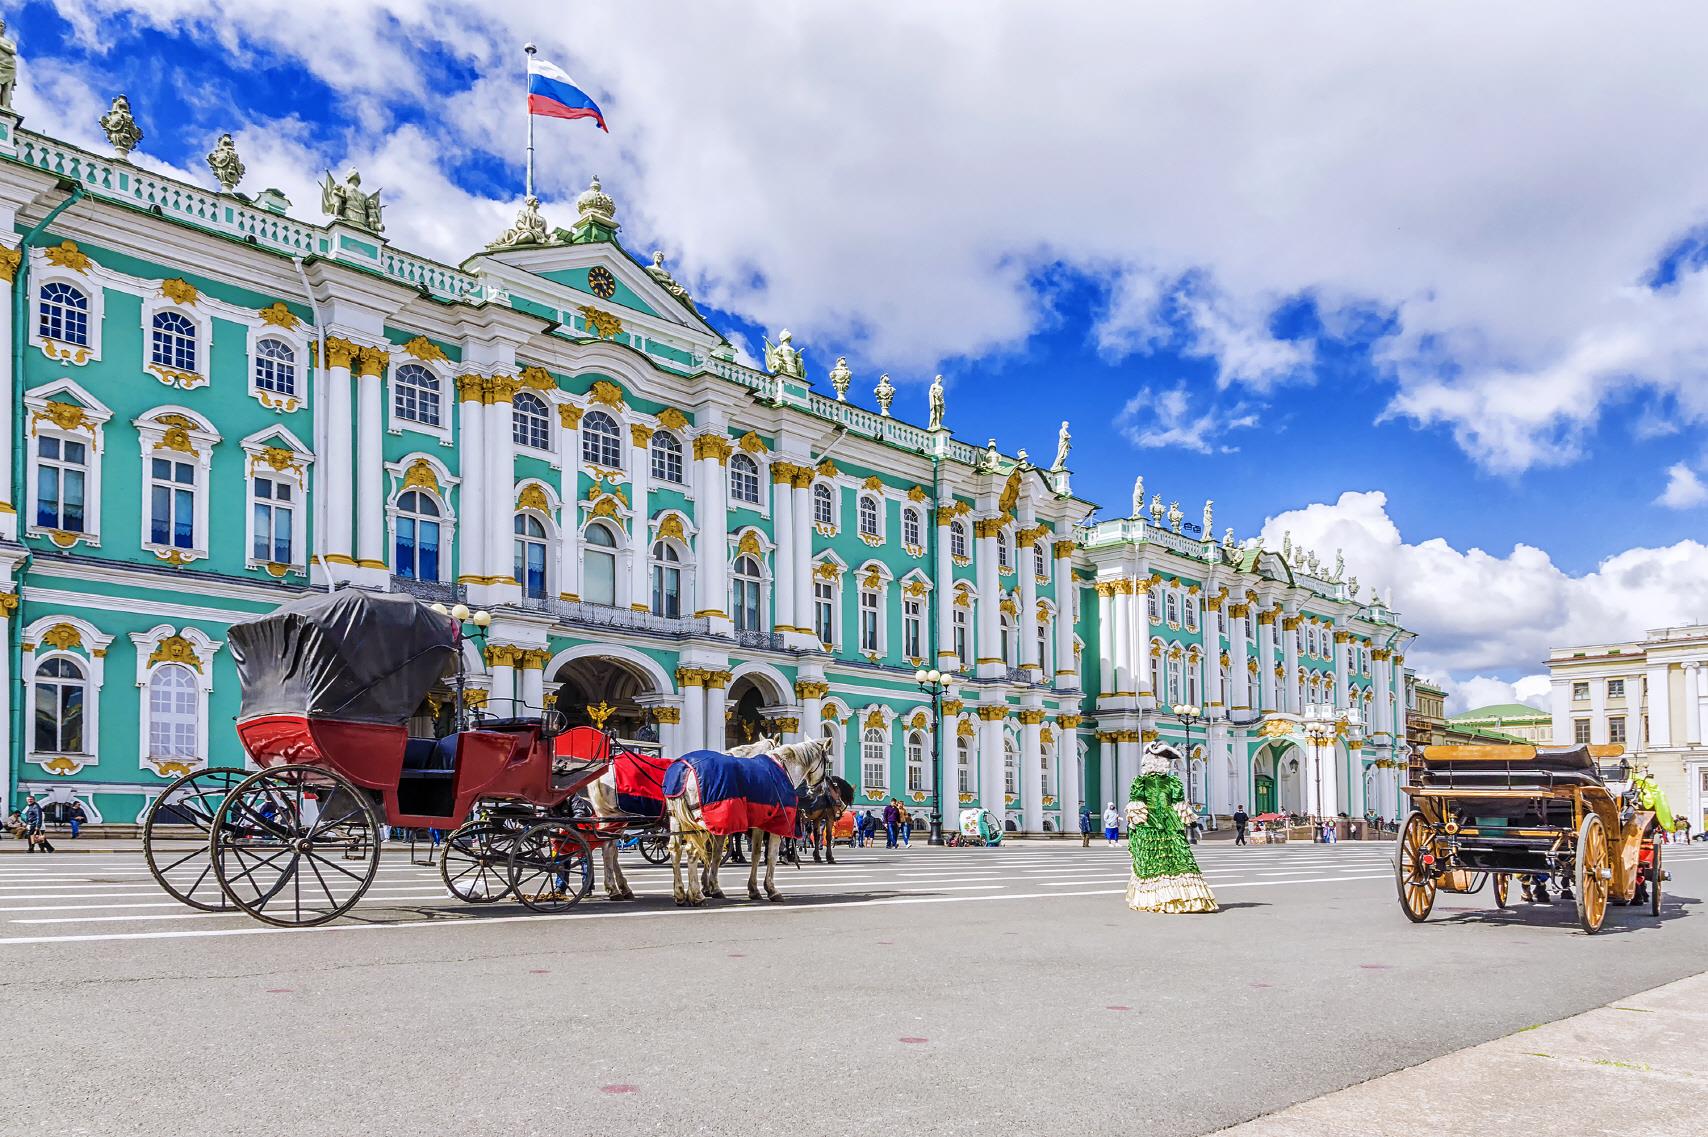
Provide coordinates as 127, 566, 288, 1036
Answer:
1589, 679, 1608, 745
1058, 718, 1081, 835
1019, 534, 1041, 680
792, 475, 814, 636
771, 465, 794, 629
0, 251, 16, 539
354, 348, 385, 570
557, 405, 581, 599
979, 711, 1006, 812
1053, 543, 1076, 690
936, 507, 957, 668
485, 385, 517, 592
1020, 709, 1044, 832
796, 681, 825, 746
1134, 578, 1153, 704
1229, 608, 1250, 711
1647, 664, 1672, 748
518, 653, 545, 714
678, 674, 705, 755
323, 340, 357, 569
488, 649, 517, 718
654, 705, 683, 757
1281, 616, 1300, 715
1333, 630, 1350, 705
456, 380, 485, 584
693, 436, 729, 621
704, 672, 729, 751
1681, 666, 1700, 746
1695, 665, 1708, 748
1098, 736, 1117, 812
975, 521, 1001, 677
1256, 612, 1277, 712
1205, 601, 1225, 713
1116, 734, 1140, 801
1098, 586, 1118, 694
1373, 655, 1392, 737
0, 598, 11, 805
628, 424, 652, 611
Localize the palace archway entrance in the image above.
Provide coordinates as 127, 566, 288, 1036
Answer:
552, 655, 663, 743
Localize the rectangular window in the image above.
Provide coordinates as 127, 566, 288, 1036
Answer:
953, 609, 969, 665
1184, 598, 1198, 632
1608, 716, 1626, 744
1607, 678, 1624, 698
35, 436, 86, 533
859, 590, 880, 653
1147, 589, 1160, 621
149, 457, 195, 549
903, 598, 923, 660
1573, 718, 1591, 744
958, 743, 972, 793
251, 477, 294, 564
814, 580, 835, 647
1572, 681, 1589, 700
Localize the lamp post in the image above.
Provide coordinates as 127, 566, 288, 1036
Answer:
915, 668, 951, 845
431, 602, 492, 731
1169, 702, 1203, 806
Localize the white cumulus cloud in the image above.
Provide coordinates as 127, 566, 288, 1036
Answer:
1656, 462, 1708, 509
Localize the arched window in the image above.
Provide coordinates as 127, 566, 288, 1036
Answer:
650, 541, 682, 618
812, 482, 834, 526
394, 490, 442, 580
1033, 541, 1047, 578
902, 507, 921, 549
1147, 587, 1161, 621
729, 453, 761, 505
393, 363, 441, 427
997, 533, 1012, 572
583, 522, 618, 606
732, 554, 763, 632
151, 311, 197, 372
952, 605, 970, 665
1037, 622, 1050, 673
1003, 736, 1018, 795
33, 656, 86, 752
1165, 591, 1179, 626
582, 410, 623, 468
858, 495, 880, 539
950, 520, 969, 560
147, 664, 198, 762
513, 513, 549, 599
1186, 655, 1201, 706
512, 392, 550, 449
1000, 613, 1015, 665
254, 338, 296, 396
1184, 596, 1198, 632
906, 731, 929, 792
1151, 651, 1165, 702
956, 733, 973, 793
38, 282, 89, 346
862, 728, 888, 790
650, 432, 683, 483
1167, 654, 1183, 704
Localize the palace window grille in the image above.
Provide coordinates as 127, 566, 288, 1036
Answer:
813, 483, 834, 526
254, 338, 296, 396
393, 363, 441, 427
148, 664, 198, 762
393, 490, 442, 581
650, 432, 683, 483
814, 579, 835, 646
903, 597, 924, 659
1184, 598, 1198, 632
859, 589, 880, 653
583, 522, 618, 606
1034, 541, 1047, 579
1165, 591, 1179, 625
251, 475, 294, 563
906, 732, 928, 793
902, 508, 922, 548
997, 534, 1011, 571
1147, 588, 1161, 621
1004, 737, 1018, 795
858, 495, 880, 539
732, 555, 764, 632
148, 457, 195, 550
581, 411, 623, 468
35, 436, 86, 533
957, 735, 973, 793
862, 728, 887, 790
514, 514, 549, 599
950, 520, 969, 560
512, 392, 550, 450
33, 656, 86, 753
651, 541, 682, 619
953, 607, 970, 665
38, 281, 89, 346
730, 453, 761, 505
151, 311, 197, 372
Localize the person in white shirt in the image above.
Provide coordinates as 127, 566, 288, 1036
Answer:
1102, 802, 1120, 846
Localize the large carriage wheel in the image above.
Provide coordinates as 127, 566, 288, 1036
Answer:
635, 833, 671, 865
1574, 813, 1610, 935
1649, 834, 1663, 918
440, 822, 517, 903
211, 764, 381, 927
1394, 811, 1436, 923
1492, 873, 1509, 909
507, 822, 594, 913
143, 767, 249, 911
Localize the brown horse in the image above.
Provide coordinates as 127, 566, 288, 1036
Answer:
801, 776, 853, 864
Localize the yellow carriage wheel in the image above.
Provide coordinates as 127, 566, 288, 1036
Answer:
1394, 811, 1436, 923
1574, 813, 1610, 935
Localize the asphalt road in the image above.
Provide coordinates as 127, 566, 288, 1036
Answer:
3, 840, 1704, 1137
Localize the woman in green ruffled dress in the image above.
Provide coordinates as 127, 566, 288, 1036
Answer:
1125, 742, 1218, 913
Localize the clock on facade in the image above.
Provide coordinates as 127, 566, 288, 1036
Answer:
587, 266, 617, 299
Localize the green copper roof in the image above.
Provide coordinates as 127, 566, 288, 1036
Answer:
1449, 703, 1551, 725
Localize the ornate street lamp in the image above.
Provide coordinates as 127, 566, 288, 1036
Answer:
915, 667, 951, 845
1168, 702, 1203, 810
431, 602, 492, 730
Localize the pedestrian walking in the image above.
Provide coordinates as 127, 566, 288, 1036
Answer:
1233, 806, 1249, 846
897, 801, 912, 846
883, 799, 900, 849
68, 800, 86, 838
1102, 801, 1120, 847
1078, 806, 1092, 847
21, 795, 53, 853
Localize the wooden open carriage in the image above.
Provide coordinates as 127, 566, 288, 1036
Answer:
1396, 743, 1667, 934
140, 591, 643, 926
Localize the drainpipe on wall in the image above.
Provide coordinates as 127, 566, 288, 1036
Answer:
8, 182, 85, 811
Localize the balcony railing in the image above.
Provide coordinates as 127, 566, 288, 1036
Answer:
389, 576, 462, 603
734, 629, 786, 652
506, 596, 711, 637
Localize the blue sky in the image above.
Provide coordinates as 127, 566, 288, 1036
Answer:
17, 1, 1708, 707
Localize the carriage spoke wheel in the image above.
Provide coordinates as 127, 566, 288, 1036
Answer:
440, 822, 517, 903
1574, 813, 1610, 934
1492, 873, 1509, 909
507, 823, 594, 913
211, 765, 380, 927
1394, 812, 1437, 923
636, 833, 670, 865
143, 767, 249, 911
1649, 835, 1663, 918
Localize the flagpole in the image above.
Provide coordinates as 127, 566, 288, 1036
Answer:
524, 42, 537, 200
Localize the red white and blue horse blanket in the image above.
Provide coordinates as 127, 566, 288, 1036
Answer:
663, 750, 798, 837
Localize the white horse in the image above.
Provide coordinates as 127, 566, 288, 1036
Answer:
667, 732, 835, 906
584, 736, 775, 901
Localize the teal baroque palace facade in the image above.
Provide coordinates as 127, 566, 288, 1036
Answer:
0, 103, 1413, 830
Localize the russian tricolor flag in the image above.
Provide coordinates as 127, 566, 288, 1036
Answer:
528, 57, 607, 132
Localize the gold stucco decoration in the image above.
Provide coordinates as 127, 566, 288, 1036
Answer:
403, 335, 448, 363
517, 483, 551, 513
44, 240, 91, 273
657, 513, 686, 542
402, 458, 441, 493
0, 246, 21, 283
148, 634, 204, 672
258, 301, 300, 329
658, 407, 689, 431
589, 379, 625, 408
579, 306, 625, 340
32, 401, 89, 435
736, 530, 764, 558
160, 278, 199, 306
41, 623, 83, 651
737, 431, 769, 455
